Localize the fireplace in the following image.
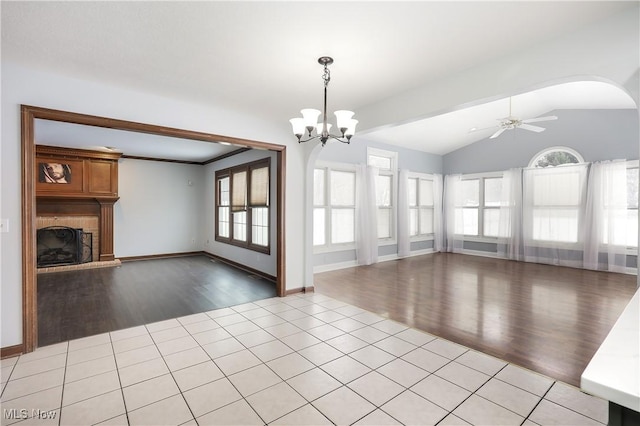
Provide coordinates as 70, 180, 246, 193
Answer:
37, 226, 92, 268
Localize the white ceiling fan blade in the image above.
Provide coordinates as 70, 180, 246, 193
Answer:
522, 115, 558, 124
469, 125, 497, 133
519, 123, 546, 133
489, 128, 507, 139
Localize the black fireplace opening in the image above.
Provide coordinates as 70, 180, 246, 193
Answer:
37, 226, 92, 268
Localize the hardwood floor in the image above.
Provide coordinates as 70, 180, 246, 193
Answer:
313, 252, 638, 388
37, 255, 276, 347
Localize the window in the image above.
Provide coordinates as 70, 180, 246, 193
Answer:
626, 165, 639, 248
525, 165, 587, 244
529, 147, 584, 168
483, 177, 503, 237
603, 163, 638, 248
455, 179, 479, 236
368, 148, 397, 241
215, 158, 270, 253
408, 175, 434, 237
454, 174, 503, 238
313, 165, 356, 248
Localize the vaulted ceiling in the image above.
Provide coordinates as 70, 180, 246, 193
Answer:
2, 1, 637, 159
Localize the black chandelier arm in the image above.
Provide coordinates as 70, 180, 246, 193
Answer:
296, 133, 351, 146
328, 134, 351, 144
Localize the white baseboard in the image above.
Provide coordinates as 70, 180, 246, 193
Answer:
314, 249, 436, 274
459, 249, 499, 259
313, 260, 358, 274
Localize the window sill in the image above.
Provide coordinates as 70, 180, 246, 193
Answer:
313, 243, 356, 254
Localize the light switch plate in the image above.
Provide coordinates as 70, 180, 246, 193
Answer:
0, 219, 8, 233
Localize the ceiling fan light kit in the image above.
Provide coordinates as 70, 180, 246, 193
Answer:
290, 56, 358, 147
471, 97, 558, 139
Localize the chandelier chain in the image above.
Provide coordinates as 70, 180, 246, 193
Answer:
322, 64, 331, 87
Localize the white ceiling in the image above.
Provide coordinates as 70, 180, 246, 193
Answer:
2, 1, 637, 160
364, 80, 637, 155
34, 119, 241, 163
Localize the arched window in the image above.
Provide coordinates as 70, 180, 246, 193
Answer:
529, 147, 584, 168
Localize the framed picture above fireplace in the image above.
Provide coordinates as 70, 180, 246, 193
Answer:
39, 162, 72, 184
35, 156, 84, 194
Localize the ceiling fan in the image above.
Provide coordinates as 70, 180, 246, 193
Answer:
471, 97, 558, 139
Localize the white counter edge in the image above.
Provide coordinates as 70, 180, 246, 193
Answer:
581, 286, 640, 412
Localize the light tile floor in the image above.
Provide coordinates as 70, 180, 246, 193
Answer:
1, 293, 608, 425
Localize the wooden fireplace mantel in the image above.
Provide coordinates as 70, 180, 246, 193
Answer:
35, 145, 121, 262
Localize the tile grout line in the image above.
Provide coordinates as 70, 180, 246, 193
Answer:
13, 295, 609, 426
56, 341, 69, 426
147, 324, 200, 426
109, 331, 131, 426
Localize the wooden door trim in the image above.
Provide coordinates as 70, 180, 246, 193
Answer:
21, 105, 286, 353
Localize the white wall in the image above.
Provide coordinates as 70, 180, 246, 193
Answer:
1, 61, 307, 348
115, 159, 205, 257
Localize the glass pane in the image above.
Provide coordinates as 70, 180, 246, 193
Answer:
627, 168, 638, 208
419, 208, 433, 234
408, 178, 418, 207
603, 208, 636, 247
409, 208, 418, 236
484, 178, 503, 207
368, 154, 391, 170
419, 179, 434, 206
377, 208, 391, 239
330, 171, 355, 206
534, 150, 580, 168
314, 169, 325, 206
532, 208, 578, 243
233, 211, 247, 242
331, 209, 355, 244
218, 206, 229, 238
483, 209, 500, 237
628, 209, 638, 247
219, 177, 230, 206
533, 171, 580, 206
461, 179, 479, 207
313, 208, 325, 246
251, 207, 268, 246
375, 175, 392, 207
455, 208, 478, 235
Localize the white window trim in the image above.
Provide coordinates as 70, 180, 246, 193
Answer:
408, 171, 436, 242
459, 171, 504, 243
600, 159, 639, 253
367, 147, 398, 244
313, 161, 357, 253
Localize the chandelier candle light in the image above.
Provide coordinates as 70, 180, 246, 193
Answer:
290, 56, 358, 146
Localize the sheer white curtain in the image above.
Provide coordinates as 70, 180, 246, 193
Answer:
584, 160, 629, 272
497, 168, 524, 260
355, 164, 379, 265
433, 174, 445, 252
397, 169, 410, 258
444, 174, 464, 253
522, 164, 588, 268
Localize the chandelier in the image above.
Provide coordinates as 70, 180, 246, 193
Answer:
289, 56, 358, 146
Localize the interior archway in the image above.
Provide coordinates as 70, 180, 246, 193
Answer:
21, 105, 286, 353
